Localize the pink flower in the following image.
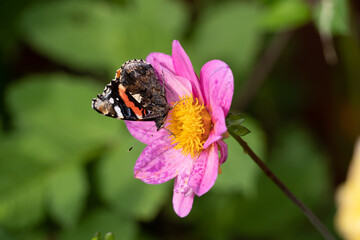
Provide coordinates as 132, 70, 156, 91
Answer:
125, 40, 234, 217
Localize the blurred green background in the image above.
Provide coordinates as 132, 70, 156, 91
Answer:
0, 0, 359, 239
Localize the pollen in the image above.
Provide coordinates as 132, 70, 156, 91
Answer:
167, 95, 212, 158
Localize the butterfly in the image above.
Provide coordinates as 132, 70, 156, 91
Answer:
92, 59, 170, 131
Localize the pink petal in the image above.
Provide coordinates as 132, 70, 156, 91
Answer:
188, 144, 219, 196
146, 52, 176, 78
172, 156, 196, 217
134, 137, 187, 184
172, 40, 203, 101
162, 68, 192, 103
172, 155, 194, 191
172, 189, 195, 218
218, 140, 228, 165
126, 121, 168, 145
203, 106, 227, 149
200, 60, 234, 115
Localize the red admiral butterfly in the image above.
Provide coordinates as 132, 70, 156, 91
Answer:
92, 59, 170, 131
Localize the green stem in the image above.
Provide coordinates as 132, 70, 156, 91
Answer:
229, 131, 337, 240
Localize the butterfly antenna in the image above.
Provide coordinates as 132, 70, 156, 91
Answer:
128, 124, 157, 152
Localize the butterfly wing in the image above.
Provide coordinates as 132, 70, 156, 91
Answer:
92, 59, 170, 126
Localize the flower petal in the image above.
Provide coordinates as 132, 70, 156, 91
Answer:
125, 121, 168, 145
172, 156, 195, 217
172, 155, 193, 194
172, 40, 203, 100
134, 137, 188, 184
200, 60, 234, 115
203, 106, 227, 149
162, 68, 192, 103
146, 52, 176, 75
172, 189, 195, 218
218, 140, 228, 164
188, 144, 219, 196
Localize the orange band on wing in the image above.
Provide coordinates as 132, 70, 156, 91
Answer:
118, 85, 145, 117
115, 69, 121, 79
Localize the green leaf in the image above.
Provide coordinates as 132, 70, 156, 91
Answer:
91, 232, 115, 240
96, 136, 170, 221
190, 2, 262, 84
20, 0, 186, 73
226, 113, 251, 137
0, 131, 89, 229
104, 232, 115, 240
9, 229, 47, 240
0, 227, 14, 240
231, 125, 251, 137
225, 113, 246, 126
92, 232, 101, 240
315, 0, 350, 35
6, 73, 120, 157
260, 0, 311, 32
214, 116, 266, 196
0, 73, 121, 228
225, 113, 250, 137
0, 132, 87, 228
0, 134, 48, 228
59, 209, 136, 240
47, 165, 88, 228
0, 174, 45, 228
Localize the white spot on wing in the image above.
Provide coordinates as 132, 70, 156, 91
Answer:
109, 98, 114, 104
132, 93, 142, 103
114, 106, 124, 118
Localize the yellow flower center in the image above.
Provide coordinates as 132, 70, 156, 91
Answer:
167, 95, 212, 157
